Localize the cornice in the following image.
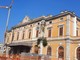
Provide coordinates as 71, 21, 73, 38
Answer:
8, 11, 80, 32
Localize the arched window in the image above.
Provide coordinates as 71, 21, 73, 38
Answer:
47, 46, 52, 56
77, 47, 80, 60
34, 45, 39, 54
58, 46, 64, 59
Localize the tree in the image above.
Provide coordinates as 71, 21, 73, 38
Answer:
37, 37, 47, 47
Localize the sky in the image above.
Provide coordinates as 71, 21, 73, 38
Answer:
0, 0, 80, 43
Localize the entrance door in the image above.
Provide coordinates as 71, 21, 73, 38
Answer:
77, 47, 80, 60
58, 46, 64, 60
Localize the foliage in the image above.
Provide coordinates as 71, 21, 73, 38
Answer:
37, 37, 47, 47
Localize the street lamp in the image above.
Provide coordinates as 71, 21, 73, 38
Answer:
0, 0, 14, 56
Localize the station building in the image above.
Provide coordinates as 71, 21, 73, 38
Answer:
5, 11, 80, 60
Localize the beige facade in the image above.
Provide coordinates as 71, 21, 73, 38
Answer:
5, 11, 80, 60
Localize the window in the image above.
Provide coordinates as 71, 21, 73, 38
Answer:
7, 36, 9, 43
38, 23, 40, 25
12, 31, 14, 41
47, 46, 52, 56
29, 29, 31, 39
49, 21, 52, 24
77, 47, 80, 60
34, 45, 39, 54
17, 32, 19, 40
48, 27, 52, 37
36, 27, 39, 37
30, 25, 32, 27
59, 25, 63, 36
60, 18, 63, 21
36, 30, 39, 37
58, 46, 64, 58
0, 47, 1, 49
22, 31, 25, 39
76, 29, 78, 36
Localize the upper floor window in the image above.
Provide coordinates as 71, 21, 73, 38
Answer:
22, 31, 25, 39
17, 32, 19, 40
49, 21, 52, 24
12, 31, 14, 41
7, 36, 9, 43
76, 29, 78, 36
48, 27, 52, 37
60, 18, 63, 21
59, 25, 63, 36
30, 25, 32, 27
36, 27, 39, 38
38, 23, 40, 25
36, 30, 39, 37
29, 29, 31, 39
0, 47, 1, 49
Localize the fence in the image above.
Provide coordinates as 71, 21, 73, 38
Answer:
0, 53, 51, 60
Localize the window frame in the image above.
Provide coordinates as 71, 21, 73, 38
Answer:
47, 46, 52, 56
58, 25, 64, 36
36, 27, 39, 38
58, 46, 64, 58
28, 29, 31, 39
47, 27, 52, 37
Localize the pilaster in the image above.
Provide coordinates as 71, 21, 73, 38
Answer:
73, 16, 77, 36
66, 15, 71, 60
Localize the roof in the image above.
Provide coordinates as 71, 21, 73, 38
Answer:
9, 11, 80, 30
8, 42, 33, 47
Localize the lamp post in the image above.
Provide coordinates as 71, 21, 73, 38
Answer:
0, 0, 14, 56
5, 7, 11, 32
0, 6, 12, 56
5, 7, 12, 57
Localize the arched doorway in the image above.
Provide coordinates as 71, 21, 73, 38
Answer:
58, 46, 64, 60
77, 47, 80, 60
47, 46, 52, 56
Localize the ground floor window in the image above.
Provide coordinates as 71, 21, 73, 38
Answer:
34, 45, 39, 54
77, 47, 80, 60
58, 46, 64, 59
47, 46, 52, 56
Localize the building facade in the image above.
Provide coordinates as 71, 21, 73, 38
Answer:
0, 44, 5, 54
5, 11, 80, 60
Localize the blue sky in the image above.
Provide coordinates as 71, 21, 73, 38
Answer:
0, 0, 80, 43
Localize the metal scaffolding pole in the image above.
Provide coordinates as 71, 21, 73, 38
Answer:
5, 7, 11, 32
